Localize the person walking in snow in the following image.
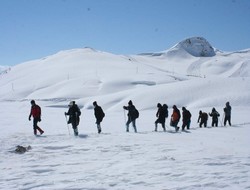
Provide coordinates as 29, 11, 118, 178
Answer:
93, 101, 105, 134
123, 100, 138, 133
170, 105, 181, 132
65, 101, 81, 136
154, 103, 166, 132
209, 107, 220, 127
181, 107, 192, 130
197, 110, 208, 128
28, 100, 44, 136
224, 102, 232, 126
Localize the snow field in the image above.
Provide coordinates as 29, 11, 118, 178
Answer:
0, 101, 249, 189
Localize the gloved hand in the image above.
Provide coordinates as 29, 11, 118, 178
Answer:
28, 116, 31, 121
64, 112, 67, 115
38, 117, 41, 122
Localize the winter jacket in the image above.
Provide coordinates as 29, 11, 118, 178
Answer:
198, 112, 208, 122
124, 104, 137, 121
156, 106, 166, 123
29, 105, 41, 119
224, 105, 231, 116
94, 105, 105, 122
209, 110, 220, 121
182, 110, 191, 122
171, 108, 181, 122
66, 104, 81, 125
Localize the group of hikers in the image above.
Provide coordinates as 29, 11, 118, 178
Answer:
28, 100, 232, 136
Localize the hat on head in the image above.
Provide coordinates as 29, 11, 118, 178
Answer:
128, 100, 132, 105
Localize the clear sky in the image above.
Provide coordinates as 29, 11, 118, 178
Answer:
0, 0, 250, 66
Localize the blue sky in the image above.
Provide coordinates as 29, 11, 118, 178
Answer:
0, 0, 250, 66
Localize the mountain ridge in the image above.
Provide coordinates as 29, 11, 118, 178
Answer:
0, 36, 249, 110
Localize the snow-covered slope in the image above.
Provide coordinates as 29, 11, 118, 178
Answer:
1, 37, 249, 110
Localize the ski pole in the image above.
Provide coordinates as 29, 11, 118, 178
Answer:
219, 114, 223, 127
123, 109, 126, 124
222, 112, 225, 126
64, 114, 71, 135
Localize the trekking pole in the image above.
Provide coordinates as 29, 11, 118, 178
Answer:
123, 109, 126, 124
64, 114, 71, 135
221, 112, 225, 127
219, 115, 223, 127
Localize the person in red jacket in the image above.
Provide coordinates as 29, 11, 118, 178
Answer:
170, 105, 181, 132
29, 100, 44, 135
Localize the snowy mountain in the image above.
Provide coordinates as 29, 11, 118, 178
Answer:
0, 37, 250, 189
0, 37, 249, 110
167, 36, 216, 57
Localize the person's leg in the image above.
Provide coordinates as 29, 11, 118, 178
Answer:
187, 120, 191, 130
96, 120, 101, 133
215, 120, 218, 127
36, 126, 44, 134
33, 119, 38, 135
72, 121, 78, 136
97, 124, 102, 133
126, 119, 131, 132
204, 121, 207, 127
182, 121, 186, 130
162, 122, 166, 131
155, 119, 159, 131
174, 121, 179, 132
228, 116, 231, 126
132, 120, 137, 133
224, 116, 227, 126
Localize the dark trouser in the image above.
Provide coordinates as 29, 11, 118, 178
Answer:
224, 115, 231, 126
155, 118, 166, 131
126, 118, 137, 133
96, 119, 102, 133
199, 120, 207, 128
71, 119, 79, 136
171, 120, 179, 132
33, 118, 44, 135
212, 119, 218, 127
182, 120, 191, 130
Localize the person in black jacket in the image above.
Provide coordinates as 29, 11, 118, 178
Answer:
197, 110, 208, 128
182, 107, 192, 130
155, 103, 166, 132
209, 107, 220, 127
65, 101, 81, 136
93, 101, 105, 133
123, 100, 138, 133
224, 102, 232, 126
